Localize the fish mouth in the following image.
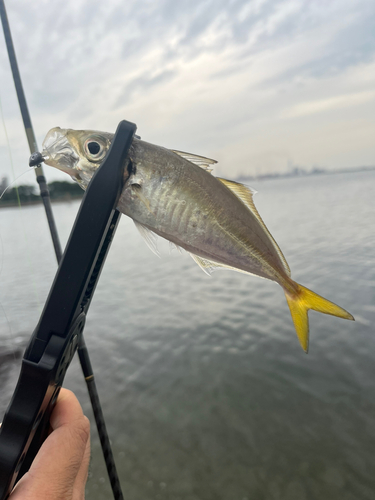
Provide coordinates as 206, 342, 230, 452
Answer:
42, 127, 80, 178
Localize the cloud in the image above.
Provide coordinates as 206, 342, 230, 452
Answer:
115, 69, 177, 107
282, 90, 375, 119
0, 0, 374, 182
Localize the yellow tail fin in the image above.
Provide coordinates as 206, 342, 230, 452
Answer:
284, 283, 354, 353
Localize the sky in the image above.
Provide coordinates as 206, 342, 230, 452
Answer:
0, 0, 374, 186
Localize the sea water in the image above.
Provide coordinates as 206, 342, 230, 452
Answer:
0, 170, 374, 500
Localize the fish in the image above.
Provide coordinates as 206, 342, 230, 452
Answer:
40, 126, 354, 352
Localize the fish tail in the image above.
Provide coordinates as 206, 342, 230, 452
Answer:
284, 283, 354, 353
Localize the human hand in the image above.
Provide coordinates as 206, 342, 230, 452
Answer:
9, 388, 90, 500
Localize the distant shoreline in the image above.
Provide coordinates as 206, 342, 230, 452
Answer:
1, 166, 373, 209
238, 165, 375, 183
0, 180, 83, 209
0, 194, 83, 209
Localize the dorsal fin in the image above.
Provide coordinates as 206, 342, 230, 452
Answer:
171, 150, 217, 173
217, 178, 291, 276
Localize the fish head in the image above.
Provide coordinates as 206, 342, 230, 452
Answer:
42, 127, 113, 189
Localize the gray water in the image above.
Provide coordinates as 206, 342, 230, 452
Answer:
0, 170, 374, 500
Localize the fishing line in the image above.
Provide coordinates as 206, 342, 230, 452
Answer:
0, 93, 41, 345
0, 301, 15, 360
0, 236, 13, 345
0, 167, 35, 296
0, 167, 36, 201
0, 95, 23, 207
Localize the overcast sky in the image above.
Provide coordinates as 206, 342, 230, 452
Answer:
0, 0, 374, 185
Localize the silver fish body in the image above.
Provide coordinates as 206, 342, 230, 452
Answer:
119, 139, 291, 287
41, 127, 354, 352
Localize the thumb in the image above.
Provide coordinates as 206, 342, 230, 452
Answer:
10, 389, 90, 500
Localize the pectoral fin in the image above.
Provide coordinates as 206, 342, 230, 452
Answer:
133, 221, 160, 257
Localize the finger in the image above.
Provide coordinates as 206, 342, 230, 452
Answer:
73, 423, 91, 500
49, 388, 87, 431
11, 389, 90, 500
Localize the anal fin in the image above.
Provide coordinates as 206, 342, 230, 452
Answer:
189, 252, 259, 278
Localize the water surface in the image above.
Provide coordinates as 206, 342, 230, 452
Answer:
1, 171, 374, 500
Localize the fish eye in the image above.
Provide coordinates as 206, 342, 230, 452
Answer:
84, 137, 107, 161
87, 141, 100, 155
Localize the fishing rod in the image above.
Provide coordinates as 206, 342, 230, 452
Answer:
0, 3, 129, 498
0, 0, 62, 263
